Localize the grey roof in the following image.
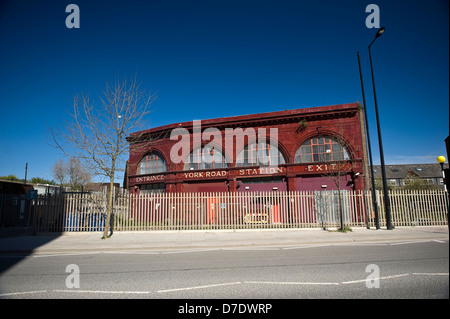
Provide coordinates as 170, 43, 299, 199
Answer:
372, 163, 448, 179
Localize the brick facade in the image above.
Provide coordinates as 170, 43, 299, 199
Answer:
126, 103, 367, 193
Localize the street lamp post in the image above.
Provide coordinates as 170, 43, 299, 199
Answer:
437, 156, 449, 230
357, 52, 380, 229
368, 26, 394, 230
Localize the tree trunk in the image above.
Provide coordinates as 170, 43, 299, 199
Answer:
102, 175, 115, 239
338, 191, 344, 231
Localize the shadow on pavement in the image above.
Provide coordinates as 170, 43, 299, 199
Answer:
0, 228, 63, 275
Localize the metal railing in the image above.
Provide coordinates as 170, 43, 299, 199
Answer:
31, 189, 449, 232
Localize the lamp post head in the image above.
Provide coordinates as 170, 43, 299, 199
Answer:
375, 27, 385, 39
437, 156, 446, 164
369, 26, 385, 48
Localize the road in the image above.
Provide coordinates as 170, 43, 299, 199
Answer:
0, 239, 448, 300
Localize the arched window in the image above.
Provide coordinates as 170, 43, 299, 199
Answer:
236, 141, 286, 167
295, 135, 350, 163
184, 146, 227, 170
138, 152, 167, 175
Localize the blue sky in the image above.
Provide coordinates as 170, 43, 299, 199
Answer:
0, 0, 448, 184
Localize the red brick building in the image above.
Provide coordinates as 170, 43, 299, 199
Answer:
126, 103, 368, 193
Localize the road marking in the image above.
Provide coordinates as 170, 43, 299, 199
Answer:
0, 290, 47, 297
433, 240, 447, 243
342, 273, 410, 285
344, 242, 388, 246
33, 252, 101, 258
223, 247, 281, 251
157, 282, 242, 293
2, 272, 448, 297
282, 244, 331, 250
31, 249, 221, 257
245, 280, 339, 286
378, 273, 410, 280
161, 248, 220, 254
103, 251, 160, 255
340, 278, 367, 285
389, 240, 432, 246
53, 289, 152, 294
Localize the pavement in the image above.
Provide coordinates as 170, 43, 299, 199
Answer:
0, 226, 448, 254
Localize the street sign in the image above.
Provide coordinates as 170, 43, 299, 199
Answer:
26, 190, 38, 200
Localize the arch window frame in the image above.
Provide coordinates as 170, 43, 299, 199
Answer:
138, 152, 167, 175
295, 135, 350, 163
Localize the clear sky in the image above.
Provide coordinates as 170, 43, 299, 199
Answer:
0, 0, 448, 185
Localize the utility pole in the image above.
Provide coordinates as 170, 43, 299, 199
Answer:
24, 163, 28, 184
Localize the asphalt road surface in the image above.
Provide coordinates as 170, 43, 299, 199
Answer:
0, 239, 448, 300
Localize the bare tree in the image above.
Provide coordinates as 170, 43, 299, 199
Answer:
51, 158, 91, 191
52, 158, 67, 187
49, 77, 155, 238
67, 158, 91, 191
